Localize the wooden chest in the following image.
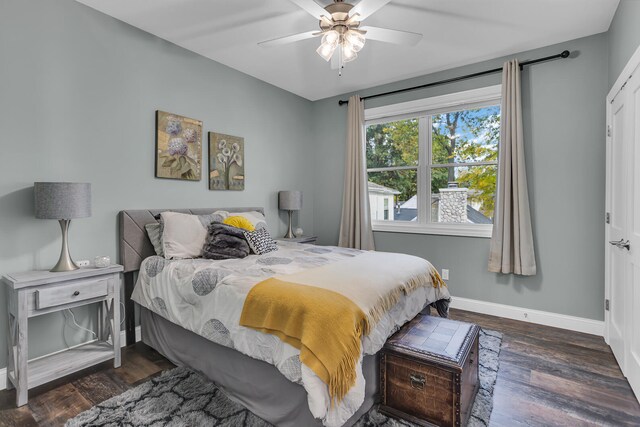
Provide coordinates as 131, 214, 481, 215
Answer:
380, 314, 480, 427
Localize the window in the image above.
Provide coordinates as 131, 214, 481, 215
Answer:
365, 86, 501, 237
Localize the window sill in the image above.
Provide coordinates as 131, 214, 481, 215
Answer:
371, 221, 493, 238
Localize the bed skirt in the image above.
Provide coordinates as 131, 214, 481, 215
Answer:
140, 307, 379, 427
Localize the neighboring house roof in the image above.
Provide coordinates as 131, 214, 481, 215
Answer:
368, 181, 400, 195
395, 208, 418, 221
400, 195, 417, 209
466, 205, 492, 224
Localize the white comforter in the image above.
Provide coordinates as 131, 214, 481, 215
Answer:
132, 241, 450, 427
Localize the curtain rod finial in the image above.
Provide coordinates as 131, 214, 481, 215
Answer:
338, 99, 348, 106
561, 50, 570, 58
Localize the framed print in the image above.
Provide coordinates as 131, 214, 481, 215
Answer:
209, 132, 244, 190
155, 111, 202, 181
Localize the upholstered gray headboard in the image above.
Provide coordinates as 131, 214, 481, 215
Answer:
118, 207, 264, 273
118, 207, 265, 345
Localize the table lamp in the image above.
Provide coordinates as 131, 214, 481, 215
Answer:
34, 182, 92, 272
278, 190, 302, 238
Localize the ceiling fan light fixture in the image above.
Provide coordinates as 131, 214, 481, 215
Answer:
342, 42, 358, 62
345, 30, 365, 52
316, 41, 338, 61
322, 30, 340, 45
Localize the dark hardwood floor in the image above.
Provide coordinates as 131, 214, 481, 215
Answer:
0, 343, 174, 427
0, 309, 638, 426
451, 310, 640, 426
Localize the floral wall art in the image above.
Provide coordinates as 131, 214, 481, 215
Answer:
155, 111, 202, 181
209, 132, 244, 190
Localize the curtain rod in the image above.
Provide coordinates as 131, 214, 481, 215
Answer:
337, 50, 571, 106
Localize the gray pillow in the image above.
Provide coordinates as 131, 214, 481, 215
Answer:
145, 223, 164, 257
196, 212, 225, 228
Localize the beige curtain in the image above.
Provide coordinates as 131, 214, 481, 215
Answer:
488, 60, 536, 275
338, 95, 376, 250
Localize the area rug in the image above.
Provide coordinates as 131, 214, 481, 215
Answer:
66, 329, 502, 427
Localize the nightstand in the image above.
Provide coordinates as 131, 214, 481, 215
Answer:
275, 236, 318, 244
1, 265, 123, 406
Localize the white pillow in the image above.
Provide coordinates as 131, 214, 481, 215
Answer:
231, 211, 267, 229
161, 211, 222, 259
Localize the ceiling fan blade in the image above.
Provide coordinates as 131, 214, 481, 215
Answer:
350, 0, 391, 21
289, 0, 329, 20
360, 26, 422, 46
258, 31, 320, 48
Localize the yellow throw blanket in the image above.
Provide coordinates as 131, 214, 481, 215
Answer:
239, 251, 445, 403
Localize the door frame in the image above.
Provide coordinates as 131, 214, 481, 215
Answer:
605, 44, 640, 350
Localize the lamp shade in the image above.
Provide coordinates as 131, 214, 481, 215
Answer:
278, 190, 302, 211
34, 182, 92, 219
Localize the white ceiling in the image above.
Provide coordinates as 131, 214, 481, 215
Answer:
76, 0, 619, 101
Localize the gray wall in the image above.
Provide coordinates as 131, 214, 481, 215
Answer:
0, 0, 314, 367
312, 34, 609, 320
608, 0, 640, 88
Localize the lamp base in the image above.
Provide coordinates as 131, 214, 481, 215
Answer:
283, 210, 297, 239
51, 219, 80, 272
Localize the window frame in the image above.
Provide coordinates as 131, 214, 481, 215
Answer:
365, 85, 502, 238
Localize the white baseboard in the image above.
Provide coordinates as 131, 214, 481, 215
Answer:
450, 296, 604, 337
0, 326, 143, 391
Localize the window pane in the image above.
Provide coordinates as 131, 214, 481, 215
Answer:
430, 165, 497, 224
366, 119, 419, 168
432, 106, 500, 164
368, 170, 417, 222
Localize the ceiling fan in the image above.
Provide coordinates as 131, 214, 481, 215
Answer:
259, 0, 423, 75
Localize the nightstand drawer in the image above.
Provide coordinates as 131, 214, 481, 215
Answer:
36, 278, 109, 309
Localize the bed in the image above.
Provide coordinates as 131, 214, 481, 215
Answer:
119, 208, 451, 427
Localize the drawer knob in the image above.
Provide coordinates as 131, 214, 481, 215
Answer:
73, 291, 80, 296
410, 373, 426, 390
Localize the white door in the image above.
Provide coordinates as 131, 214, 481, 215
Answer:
606, 63, 640, 400
625, 70, 640, 398
607, 89, 628, 370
